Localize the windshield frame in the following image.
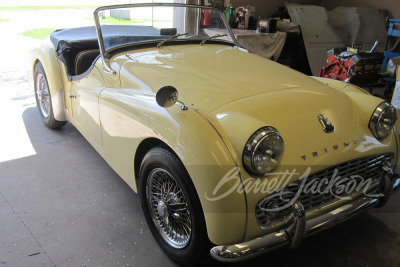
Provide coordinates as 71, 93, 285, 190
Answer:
93, 3, 238, 74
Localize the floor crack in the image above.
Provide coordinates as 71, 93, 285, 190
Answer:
0, 191, 56, 266
34, 135, 82, 147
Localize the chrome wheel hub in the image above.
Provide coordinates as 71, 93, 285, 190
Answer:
146, 168, 192, 249
35, 73, 50, 118
157, 200, 169, 222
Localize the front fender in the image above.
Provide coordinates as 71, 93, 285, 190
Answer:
173, 107, 248, 245
98, 90, 247, 245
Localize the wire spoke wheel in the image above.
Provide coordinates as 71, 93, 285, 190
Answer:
146, 168, 192, 249
140, 147, 210, 265
35, 72, 50, 118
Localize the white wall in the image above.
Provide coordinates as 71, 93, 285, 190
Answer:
320, 0, 399, 18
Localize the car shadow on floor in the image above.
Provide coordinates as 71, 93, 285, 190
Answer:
207, 212, 400, 267
0, 107, 177, 266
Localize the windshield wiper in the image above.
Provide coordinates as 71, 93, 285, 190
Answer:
200, 34, 228, 46
157, 33, 189, 48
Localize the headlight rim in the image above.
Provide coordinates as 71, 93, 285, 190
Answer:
243, 126, 284, 175
369, 101, 396, 140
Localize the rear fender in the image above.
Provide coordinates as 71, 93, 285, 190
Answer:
31, 37, 68, 121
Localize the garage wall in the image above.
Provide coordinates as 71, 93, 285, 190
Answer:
320, 0, 399, 18
230, 0, 399, 19
229, 0, 320, 18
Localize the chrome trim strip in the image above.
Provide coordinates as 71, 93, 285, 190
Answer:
70, 57, 100, 81
219, 7, 238, 46
93, 12, 115, 74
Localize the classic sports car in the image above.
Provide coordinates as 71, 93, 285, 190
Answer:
29, 3, 400, 265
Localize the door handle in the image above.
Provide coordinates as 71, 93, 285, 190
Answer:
68, 91, 77, 99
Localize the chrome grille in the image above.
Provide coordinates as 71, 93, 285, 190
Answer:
255, 154, 392, 229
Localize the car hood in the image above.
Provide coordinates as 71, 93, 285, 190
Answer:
120, 44, 324, 112
119, 44, 390, 167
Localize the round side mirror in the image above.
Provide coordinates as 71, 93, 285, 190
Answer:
156, 86, 178, 108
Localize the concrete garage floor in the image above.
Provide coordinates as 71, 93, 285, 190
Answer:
1, 111, 400, 267
1, 6, 400, 267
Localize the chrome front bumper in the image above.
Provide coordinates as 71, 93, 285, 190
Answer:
210, 172, 400, 262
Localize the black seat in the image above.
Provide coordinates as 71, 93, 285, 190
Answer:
74, 49, 100, 76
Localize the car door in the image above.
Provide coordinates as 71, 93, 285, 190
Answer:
70, 66, 105, 149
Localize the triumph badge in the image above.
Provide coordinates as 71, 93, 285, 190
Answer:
318, 114, 334, 133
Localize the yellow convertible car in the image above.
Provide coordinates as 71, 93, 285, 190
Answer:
29, 3, 400, 265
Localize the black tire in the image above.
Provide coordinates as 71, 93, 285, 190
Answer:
34, 62, 66, 129
139, 146, 211, 266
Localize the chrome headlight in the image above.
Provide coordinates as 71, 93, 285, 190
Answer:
369, 102, 396, 140
243, 127, 284, 175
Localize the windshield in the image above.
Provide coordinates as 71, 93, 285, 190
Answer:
94, 4, 236, 53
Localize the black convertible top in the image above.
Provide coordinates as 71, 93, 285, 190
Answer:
50, 25, 163, 54
50, 25, 164, 76
50, 26, 99, 54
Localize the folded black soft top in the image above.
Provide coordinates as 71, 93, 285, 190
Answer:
50, 25, 163, 56
50, 26, 99, 54
50, 25, 162, 76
